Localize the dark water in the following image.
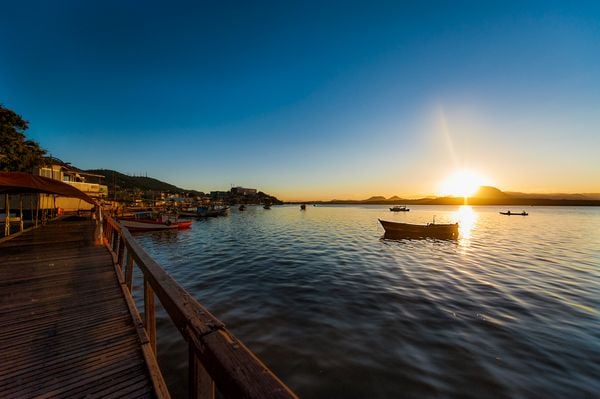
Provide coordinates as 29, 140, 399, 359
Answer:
133, 205, 600, 398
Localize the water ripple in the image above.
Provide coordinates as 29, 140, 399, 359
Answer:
133, 205, 600, 398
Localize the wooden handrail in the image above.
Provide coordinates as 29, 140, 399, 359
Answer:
102, 215, 297, 399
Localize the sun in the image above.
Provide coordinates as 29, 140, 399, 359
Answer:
438, 170, 487, 197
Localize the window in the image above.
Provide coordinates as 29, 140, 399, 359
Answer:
40, 168, 52, 178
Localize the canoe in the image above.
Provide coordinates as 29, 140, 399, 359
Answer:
499, 211, 528, 216
379, 219, 458, 239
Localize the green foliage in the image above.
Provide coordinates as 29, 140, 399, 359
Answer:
86, 169, 192, 196
0, 105, 46, 172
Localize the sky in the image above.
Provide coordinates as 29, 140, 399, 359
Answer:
1, 0, 599, 201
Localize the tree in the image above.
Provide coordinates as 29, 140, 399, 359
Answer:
0, 104, 46, 172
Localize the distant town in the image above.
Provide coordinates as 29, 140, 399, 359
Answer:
29, 157, 283, 212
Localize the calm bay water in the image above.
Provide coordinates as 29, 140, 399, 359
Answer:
133, 205, 600, 398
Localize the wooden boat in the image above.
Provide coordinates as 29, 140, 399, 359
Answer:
300, 204, 306, 210
499, 211, 528, 216
119, 212, 192, 231
239, 204, 246, 211
263, 203, 272, 209
197, 205, 229, 217
379, 219, 458, 239
390, 206, 409, 212
178, 208, 200, 217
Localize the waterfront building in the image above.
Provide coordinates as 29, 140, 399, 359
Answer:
37, 157, 108, 211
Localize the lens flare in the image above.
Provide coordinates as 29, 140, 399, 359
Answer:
438, 170, 487, 197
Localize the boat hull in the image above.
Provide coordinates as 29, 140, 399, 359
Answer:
499, 212, 528, 216
379, 219, 458, 240
119, 218, 192, 231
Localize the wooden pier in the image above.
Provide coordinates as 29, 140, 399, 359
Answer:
0, 217, 160, 397
0, 215, 296, 399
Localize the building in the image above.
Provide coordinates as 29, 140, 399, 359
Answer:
37, 157, 109, 211
230, 186, 257, 196
210, 191, 230, 200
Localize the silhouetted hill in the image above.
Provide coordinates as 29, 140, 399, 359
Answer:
505, 192, 600, 200
87, 169, 190, 195
472, 186, 510, 199
320, 185, 600, 206
364, 196, 387, 202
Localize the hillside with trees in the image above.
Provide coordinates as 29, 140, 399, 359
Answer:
86, 169, 196, 198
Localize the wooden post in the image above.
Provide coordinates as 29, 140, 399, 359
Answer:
35, 194, 40, 227
125, 252, 134, 292
144, 276, 156, 353
117, 237, 125, 268
19, 195, 24, 232
4, 194, 9, 236
189, 345, 215, 399
112, 228, 119, 253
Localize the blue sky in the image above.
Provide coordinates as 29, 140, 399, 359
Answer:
1, 0, 599, 200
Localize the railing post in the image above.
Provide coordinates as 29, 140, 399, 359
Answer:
117, 237, 125, 268
189, 345, 215, 399
112, 229, 119, 253
144, 276, 156, 353
125, 252, 134, 292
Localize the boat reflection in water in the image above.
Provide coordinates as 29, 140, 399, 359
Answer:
379, 218, 459, 240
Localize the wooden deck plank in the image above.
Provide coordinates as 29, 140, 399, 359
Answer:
0, 218, 157, 398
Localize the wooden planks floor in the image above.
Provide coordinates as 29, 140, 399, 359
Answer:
0, 217, 155, 398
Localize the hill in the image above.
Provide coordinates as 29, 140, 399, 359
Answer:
472, 186, 510, 199
87, 169, 192, 196
364, 196, 387, 202
321, 186, 600, 206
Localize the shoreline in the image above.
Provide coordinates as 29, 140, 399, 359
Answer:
284, 199, 600, 206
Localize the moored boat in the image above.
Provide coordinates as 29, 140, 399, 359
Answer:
239, 204, 246, 211
499, 210, 528, 216
119, 212, 192, 231
300, 204, 306, 210
379, 219, 458, 239
390, 206, 409, 212
197, 205, 229, 217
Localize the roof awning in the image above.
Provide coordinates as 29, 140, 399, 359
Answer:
0, 172, 96, 205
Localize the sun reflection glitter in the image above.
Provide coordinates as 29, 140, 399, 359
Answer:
453, 205, 477, 241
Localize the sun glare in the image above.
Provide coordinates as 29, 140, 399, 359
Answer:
438, 170, 486, 197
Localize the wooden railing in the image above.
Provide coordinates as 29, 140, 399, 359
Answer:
102, 215, 297, 399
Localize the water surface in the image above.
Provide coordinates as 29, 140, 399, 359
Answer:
133, 205, 600, 398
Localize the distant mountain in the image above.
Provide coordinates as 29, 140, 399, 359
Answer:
472, 186, 510, 199
364, 196, 387, 202
321, 185, 600, 206
505, 192, 600, 201
87, 169, 193, 195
